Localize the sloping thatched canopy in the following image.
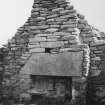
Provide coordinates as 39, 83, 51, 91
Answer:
21, 51, 83, 77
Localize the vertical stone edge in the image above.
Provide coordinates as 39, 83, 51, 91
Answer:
72, 45, 90, 105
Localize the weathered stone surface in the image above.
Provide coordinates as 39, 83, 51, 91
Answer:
55, 17, 68, 22
30, 48, 45, 53
30, 25, 49, 30
46, 18, 55, 22
40, 41, 64, 48
46, 38, 58, 41
28, 43, 40, 48
47, 14, 58, 19
37, 33, 52, 37
52, 7, 64, 12
29, 37, 47, 42
53, 32, 70, 36
50, 24, 60, 28
61, 35, 78, 40
36, 17, 46, 21
0, 0, 105, 104
45, 28, 58, 32
21, 52, 83, 76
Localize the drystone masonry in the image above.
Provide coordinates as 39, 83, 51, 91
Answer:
86, 43, 105, 105
0, 48, 7, 101
0, 49, 4, 99
0, 0, 105, 104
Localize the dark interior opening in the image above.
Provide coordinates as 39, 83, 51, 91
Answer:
30, 75, 72, 105
45, 48, 53, 53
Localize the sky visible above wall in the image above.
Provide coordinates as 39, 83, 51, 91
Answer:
0, 0, 105, 47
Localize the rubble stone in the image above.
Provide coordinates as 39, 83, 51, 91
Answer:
0, 0, 105, 104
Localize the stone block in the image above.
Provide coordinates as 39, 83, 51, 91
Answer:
46, 18, 55, 22
55, 17, 68, 22
90, 70, 101, 77
30, 48, 45, 53
47, 35, 60, 38
21, 56, 28, 60
40, 13, 48, 17
40, 41, 64, 48
78, 24, 86, 29
60, 48, 76, 52
46, 37, 58, 41
61, 35, 78, 40
77, 13, 85, 19
37, 33, 53, 37
53, 32, 70, 36
63, 21, 77, 25
0, 67, 3, 71
47, 14, 58, 19
29, 30, 41, 34
29, 37, 47, 43
60, 9, 71, 14
31, 12, 39, 15
50, 24, 60, 28
28, 43, 40, 48
45, 28, 58, 32
22, 52, 30, 57
30, 25, 49, 30
64, 28, 77, 32
91, 57, 101, 61
62, 24, 77, 28
68, 39, 80, 44
52, 7, 64, 12
47, 21, 61, 25
65, 5, 74, 10
60, 13, 77, 19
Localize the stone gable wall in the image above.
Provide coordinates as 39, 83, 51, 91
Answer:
0, 0, 105, 104
87, 43, 105, 105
